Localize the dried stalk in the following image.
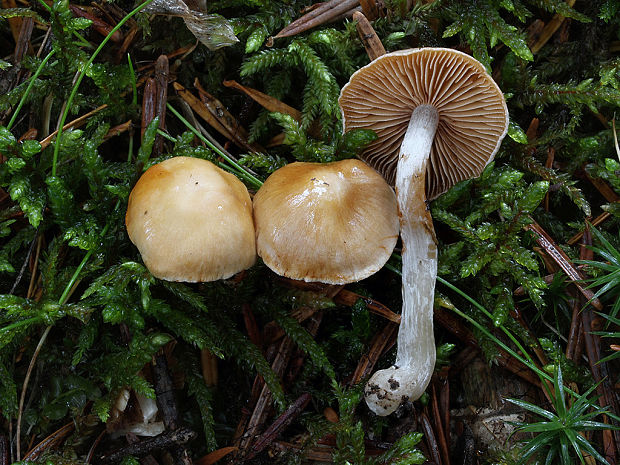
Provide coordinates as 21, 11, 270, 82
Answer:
22, 423, 74, 460
39, 105, 108, 150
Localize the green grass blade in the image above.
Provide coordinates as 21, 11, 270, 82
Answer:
574, 433, 611, 465
506, 398, 557, 420
52, 0, 155, 176
553, 367, 567, 418
7, 49, 56, 130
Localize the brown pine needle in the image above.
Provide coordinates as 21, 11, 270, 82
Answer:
223, 80, 302, 121
353, 11, 385, 60
275, 0, 359, 38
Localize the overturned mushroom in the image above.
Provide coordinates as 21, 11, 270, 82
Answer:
340, 48, 509, 415
253, 159, 399, 284
125, 156, 256, 282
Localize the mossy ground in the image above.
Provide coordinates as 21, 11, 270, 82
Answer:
0, 0, 619, 464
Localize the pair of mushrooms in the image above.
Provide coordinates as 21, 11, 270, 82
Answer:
125, 156, 398, 284
126, 47, 509, 417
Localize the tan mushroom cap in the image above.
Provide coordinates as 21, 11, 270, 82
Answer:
253, 159, 399, 284
339, 48, 509, 200
126, 156, 256, 282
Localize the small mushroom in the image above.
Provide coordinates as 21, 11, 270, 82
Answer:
125, 156, 256, 282
253, 159, 399, 284
340, 48, 509, 415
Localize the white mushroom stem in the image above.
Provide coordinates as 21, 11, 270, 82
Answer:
364, 104, 438, 416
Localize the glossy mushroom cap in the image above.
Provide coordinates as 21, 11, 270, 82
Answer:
126, 156, 256, 282
339, 48, 509, 200
253, 159, 399, 284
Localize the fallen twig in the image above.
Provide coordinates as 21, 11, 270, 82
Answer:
85, 430, 106, 464
69, 5, 122, 42
14, 17, 34, 88
264, 306, 325, 345
39, 104, 109, 150
246, 393, 312, 460
116, 26, 140, 63
350, 322, 397, 385
585, 172, 620, 203
438, 372, 450, 452
173, 81, 262, 153
525, 219, 603, 310
234, 336, 296, 457
270, 440, 334, 461
97, 428, 197, 464
358, 0, 380, 19
194, 79, 263, 153
286, 311, 323, 384
137, 45, 197, 74
420, 411, 442, 465
103, 120, 132, 141
242, 303, 262, 348
275, 0, 359, 38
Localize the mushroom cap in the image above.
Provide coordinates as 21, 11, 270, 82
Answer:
253, 159, 399, 284
339, 47, 509, 200
125, 156, 256, 282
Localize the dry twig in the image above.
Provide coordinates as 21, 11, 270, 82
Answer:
526, 220, 603, 310
275, 0, 359, 38
97, 428, 196, 464
246, 393, 312, 460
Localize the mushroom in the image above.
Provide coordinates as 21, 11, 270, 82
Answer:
253, 159, 399, 284
339, 48, 509, 415
126, 156, 256, 282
